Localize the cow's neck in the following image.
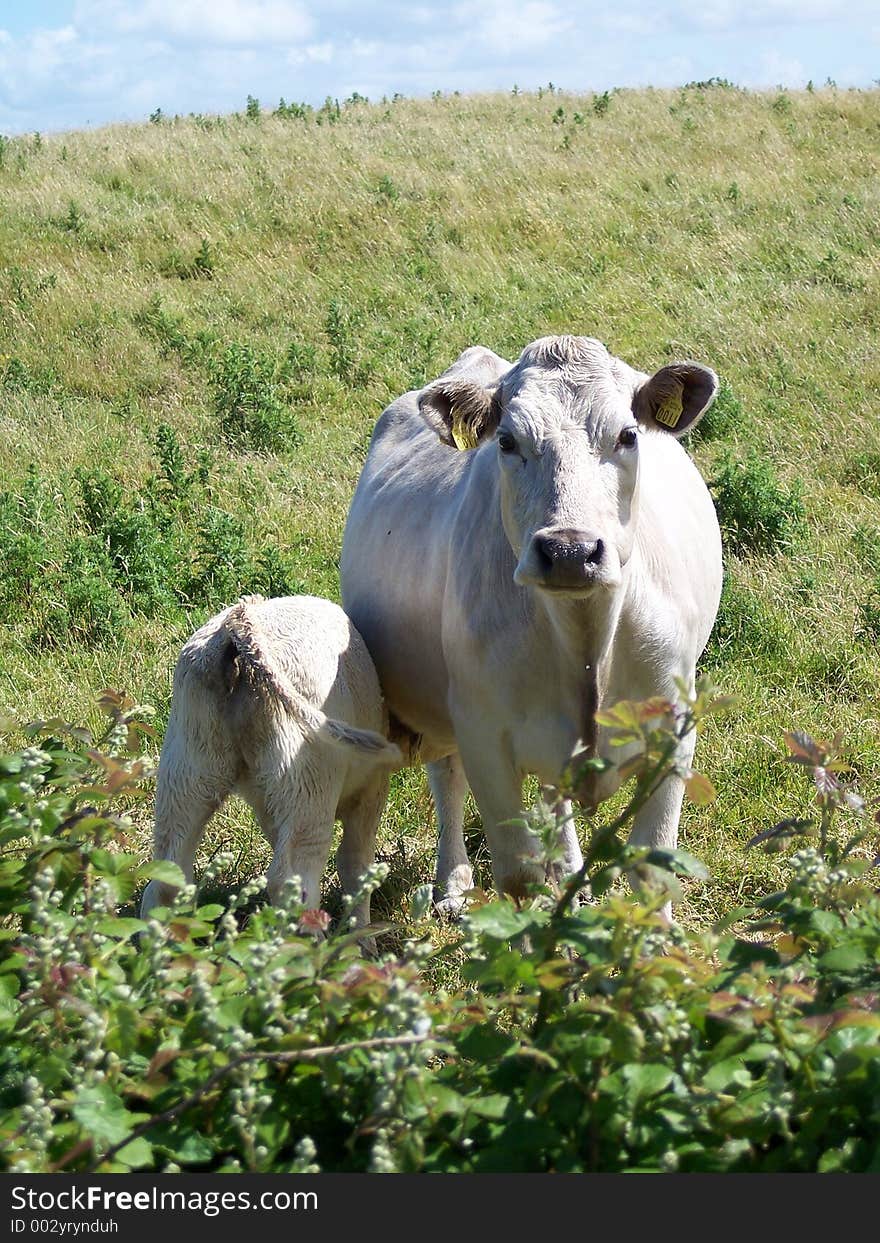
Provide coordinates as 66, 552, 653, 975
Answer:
539, 586, 623, 755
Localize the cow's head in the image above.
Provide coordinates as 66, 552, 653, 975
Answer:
418, 336, 717, 596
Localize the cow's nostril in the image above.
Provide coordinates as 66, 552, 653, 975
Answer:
534, 535, 556, 573
585, 538, 604, 565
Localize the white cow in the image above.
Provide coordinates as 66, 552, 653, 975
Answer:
341, 336, 722, 912
141, 595, 401, 927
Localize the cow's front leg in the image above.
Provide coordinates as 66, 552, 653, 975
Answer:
456, 729, 542, 900
541, 792, 584, 883
427, 754, 472, 917
626, 728, 695, 922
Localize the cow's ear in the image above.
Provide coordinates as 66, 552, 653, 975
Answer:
418, 379, 501, 450
633, 362, 718, 438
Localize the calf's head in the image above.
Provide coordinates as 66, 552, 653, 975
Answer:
419, 336, 717, 597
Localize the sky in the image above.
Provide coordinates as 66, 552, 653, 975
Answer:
0, 1, 877, 134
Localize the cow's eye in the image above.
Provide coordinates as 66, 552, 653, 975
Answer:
497, 430, 518, 453
617, 426, 638, 449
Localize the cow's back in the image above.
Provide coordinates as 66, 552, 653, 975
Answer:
341, 395, 468, 748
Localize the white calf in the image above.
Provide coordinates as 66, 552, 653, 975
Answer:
140, 595, 401, 927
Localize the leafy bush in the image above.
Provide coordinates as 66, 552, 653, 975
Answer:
710, 449, 805, 554
0, 427, 304, 644
209, 343, 302, 452
1, 685, 878, 1173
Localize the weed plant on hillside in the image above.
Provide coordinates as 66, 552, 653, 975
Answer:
710, 450, 805, 555
210, 343, 303, 453
0, 686, 877, 1173
0, 426, 304, 646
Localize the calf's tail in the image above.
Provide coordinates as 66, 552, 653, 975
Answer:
223, 596, 402, 765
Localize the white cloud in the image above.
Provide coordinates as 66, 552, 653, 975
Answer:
754, 49, 807, 86
453, 2, 571, 54
287, 41, 334, 64
73, 0, 314, 47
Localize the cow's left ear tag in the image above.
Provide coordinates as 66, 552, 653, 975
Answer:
654, 393, 683, 429
451, 410, 478, 450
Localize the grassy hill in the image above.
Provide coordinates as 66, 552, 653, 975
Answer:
1, 84, 879, 923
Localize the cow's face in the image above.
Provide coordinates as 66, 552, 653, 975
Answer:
419, 336, 717, 598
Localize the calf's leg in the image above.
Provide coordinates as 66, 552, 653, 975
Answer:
141, 715, 233, 916
254, 743, 340, 911
337, 770, 389, 931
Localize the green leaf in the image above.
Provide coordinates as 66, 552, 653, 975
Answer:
409, 883, 433, 922
456, 1024, 518, 1062
195, 904, 225, 920
136, 860, 185, 887
622, 1063, 675, 1103
72, 1083, 143, 1147
819, 944, 868, 972
684, 772, 717, 805
89, 849, 139, 876
115, 1137, 153, 1169
703, 1057, 753, 1092
465, 901, 542, 940
810, 909, 843, 937
468, 1093, 510, 1119
151, 1124, 214, 1164
644, 848, 710, 880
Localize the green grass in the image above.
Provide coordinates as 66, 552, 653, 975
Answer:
1, 84, 879, 931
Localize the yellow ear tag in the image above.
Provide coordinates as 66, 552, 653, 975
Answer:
654, 393, 683, 429
451, 412, 478, 451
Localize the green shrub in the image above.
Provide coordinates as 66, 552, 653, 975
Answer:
325, 300, 367, 385
710, 449, 805, 554
159, 238, 215, 280
0, 468, 54, 616
37, 538, 129, 647
134, 294, 191, 357
209, 343, 302, 453
1, 686, 878, 1173
1, 427, 303, 644
274, 99, 311, 121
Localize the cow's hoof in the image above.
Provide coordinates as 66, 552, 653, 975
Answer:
433, 892, 467, 921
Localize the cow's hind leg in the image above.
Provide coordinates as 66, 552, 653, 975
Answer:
141, 718, 234, 917
337, 770, 388, 933
427, 754, 472, 917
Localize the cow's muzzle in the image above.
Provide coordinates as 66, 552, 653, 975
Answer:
516, 527, 613, 593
